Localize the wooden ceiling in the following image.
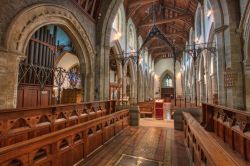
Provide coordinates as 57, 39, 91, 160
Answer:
73, 0, 199, 59
124, 0, 199, 59
73, 0, 101, 21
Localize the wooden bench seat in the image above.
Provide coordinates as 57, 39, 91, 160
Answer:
202, 103, 250, 162
183, 112, 250, 166
209, 132, 250, 166
0, 100, 115, 148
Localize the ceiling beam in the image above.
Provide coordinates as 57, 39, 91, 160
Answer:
140, 15, 190, 28
129, 0, 158, 8
152, 51, 173, 57
166, 24, 188, 32
165, 32, 187, 37
149, 45, 168, 50
165, 6, 192, 15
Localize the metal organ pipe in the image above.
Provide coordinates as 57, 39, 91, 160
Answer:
40, 27, 44, 67
41, 27, 46, 67
48, 34, 52, 68
33, 30, 40, 84
34, 31, 39, 66
29, 34, 35, 65
38, 28, 43, 67
44, 31, 49, 68
52, 26, 57, 68
28, 35, 35, 84
20, 25, 57, 86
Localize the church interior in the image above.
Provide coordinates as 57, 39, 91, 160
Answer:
0, 0, 250, 165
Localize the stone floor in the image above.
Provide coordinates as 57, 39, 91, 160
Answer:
83, 118, 191, 166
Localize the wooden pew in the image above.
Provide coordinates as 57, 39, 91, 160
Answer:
183, 112, 249, 166
0, 100, 116, 148
138, 101, 155, 118
202, 103, 250, 161
0, 109, 129, 166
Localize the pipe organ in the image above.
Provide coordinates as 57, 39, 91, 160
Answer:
17, 26, 57, 108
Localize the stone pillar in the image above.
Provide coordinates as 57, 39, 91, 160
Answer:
200, 79, 206, 104
245, 67, 250, 111
212, 53, 218, 104
0, 51, 20, 109
85, 71, 95, 102
129, 105, 140, 126
215, 29, 227, 106
95, 45, 110, 101
226, 30, 244, 109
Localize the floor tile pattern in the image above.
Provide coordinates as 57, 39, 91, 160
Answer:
83, 119, 190, 166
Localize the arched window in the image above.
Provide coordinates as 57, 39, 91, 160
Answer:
206, 0, 212, 20
162, 74, 173, 87
128, 24, 135, 49
112, 9, 122, 33
195, 7, 202, 40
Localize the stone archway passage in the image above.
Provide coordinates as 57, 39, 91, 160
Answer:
2, 4, 96, 108
160, 70, 175, 102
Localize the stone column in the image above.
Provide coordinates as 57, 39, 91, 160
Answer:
129, 105, 140, 126
226, 30, 244, 109
215, 29, 227, 106
244, 66, 250, 110
0, 51, 21, 109
95, 45, 110, 101
85, 71, 95, 102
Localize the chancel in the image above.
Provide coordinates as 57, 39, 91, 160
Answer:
0, 0, 249, 166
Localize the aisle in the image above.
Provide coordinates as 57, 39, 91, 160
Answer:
83, 119, 191, 166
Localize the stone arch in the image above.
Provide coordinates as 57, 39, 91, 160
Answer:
207, 23, 218, 104
4, 4, 95, 103
160, 70, 174, 87
195, 3, 204, 41
95, 0, 123, 100
110, 41, 123, 85
127, 18, 137, 50
55, 52, 80, 70
160, 70, 174, 100
123, 59, 136, 103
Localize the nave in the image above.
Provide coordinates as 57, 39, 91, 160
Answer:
84, 119, 190, 166
0, 0, 250, 166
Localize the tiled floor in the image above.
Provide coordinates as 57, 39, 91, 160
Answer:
83, 119, 191, 166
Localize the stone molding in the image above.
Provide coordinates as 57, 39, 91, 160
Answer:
0, 3, 97, 107
4, 3, 95, 70
214, 25, 229, 34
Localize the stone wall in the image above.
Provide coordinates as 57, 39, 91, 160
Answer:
154, 59, 182, 98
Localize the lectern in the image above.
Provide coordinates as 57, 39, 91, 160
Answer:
155, 99, 164, 120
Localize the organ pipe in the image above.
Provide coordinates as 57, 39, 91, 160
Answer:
40, 27, 44, 67
42, 27, 47, 66
34, 31, 39, 65
20, 25, 56, 86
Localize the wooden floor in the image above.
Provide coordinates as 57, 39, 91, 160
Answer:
83, 119, 191, 166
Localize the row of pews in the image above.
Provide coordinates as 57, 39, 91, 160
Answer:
0, 100, 129, 166
183, 103, 250, 166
